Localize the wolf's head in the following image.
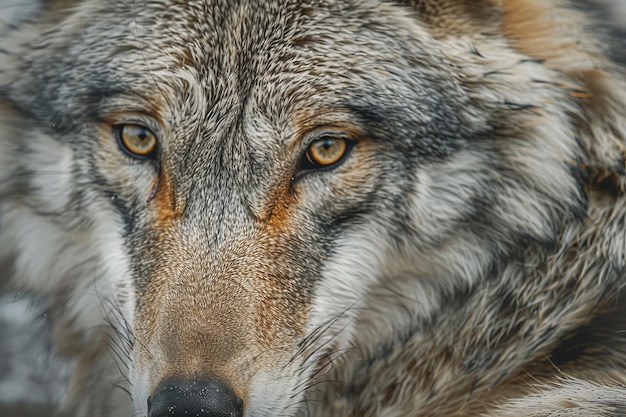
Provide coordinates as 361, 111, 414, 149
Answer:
0, 0, 600, 416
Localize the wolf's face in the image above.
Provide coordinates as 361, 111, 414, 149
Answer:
0, 1, 587, 416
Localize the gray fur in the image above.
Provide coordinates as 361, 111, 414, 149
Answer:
0, 0, 625, 416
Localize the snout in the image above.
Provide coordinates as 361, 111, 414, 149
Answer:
148, 377, 243, 417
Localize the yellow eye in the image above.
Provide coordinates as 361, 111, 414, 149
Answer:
116, 124, 158, 158
305, 137, 349, 167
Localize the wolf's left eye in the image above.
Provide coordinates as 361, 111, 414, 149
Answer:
114, 124, 158, 159
298, 136, 354, 174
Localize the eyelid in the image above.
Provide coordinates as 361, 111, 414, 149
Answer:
293, 136, 357, 181
104, 112, 163, 137
113, 124, 160, 160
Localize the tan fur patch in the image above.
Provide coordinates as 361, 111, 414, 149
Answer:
496, 0, 607, 78
150, 167, 181, 224
407, 0, 501, 36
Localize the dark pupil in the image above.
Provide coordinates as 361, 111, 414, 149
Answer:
318, 139, 334, 155
136, 128, 148, 142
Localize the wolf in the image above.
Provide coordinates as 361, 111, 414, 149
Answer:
0, 0, 625, 416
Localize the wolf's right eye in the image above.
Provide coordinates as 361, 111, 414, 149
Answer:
114, 124, 158, 159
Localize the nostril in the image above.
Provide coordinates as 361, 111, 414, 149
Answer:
147, 377, 243, 417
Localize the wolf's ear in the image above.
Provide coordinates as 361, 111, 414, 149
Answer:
401, 0, 619, 70
401, 0, 625, 195
398, 0, 592, 65
480, 0, 625, 190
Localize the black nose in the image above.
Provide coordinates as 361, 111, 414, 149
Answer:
147, 377, 243, 417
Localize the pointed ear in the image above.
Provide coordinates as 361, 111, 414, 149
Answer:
402, 0, 616, 72
402, 0, 625, 189
400, 0, 601, 67
487, 0, 626, 184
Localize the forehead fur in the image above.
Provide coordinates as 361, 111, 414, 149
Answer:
7, 0, 485, 229
13, 0, 476, 144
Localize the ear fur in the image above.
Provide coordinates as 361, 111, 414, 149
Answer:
402, 0, 625, 192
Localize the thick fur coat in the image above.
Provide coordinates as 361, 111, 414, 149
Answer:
0, 1, 625, 416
